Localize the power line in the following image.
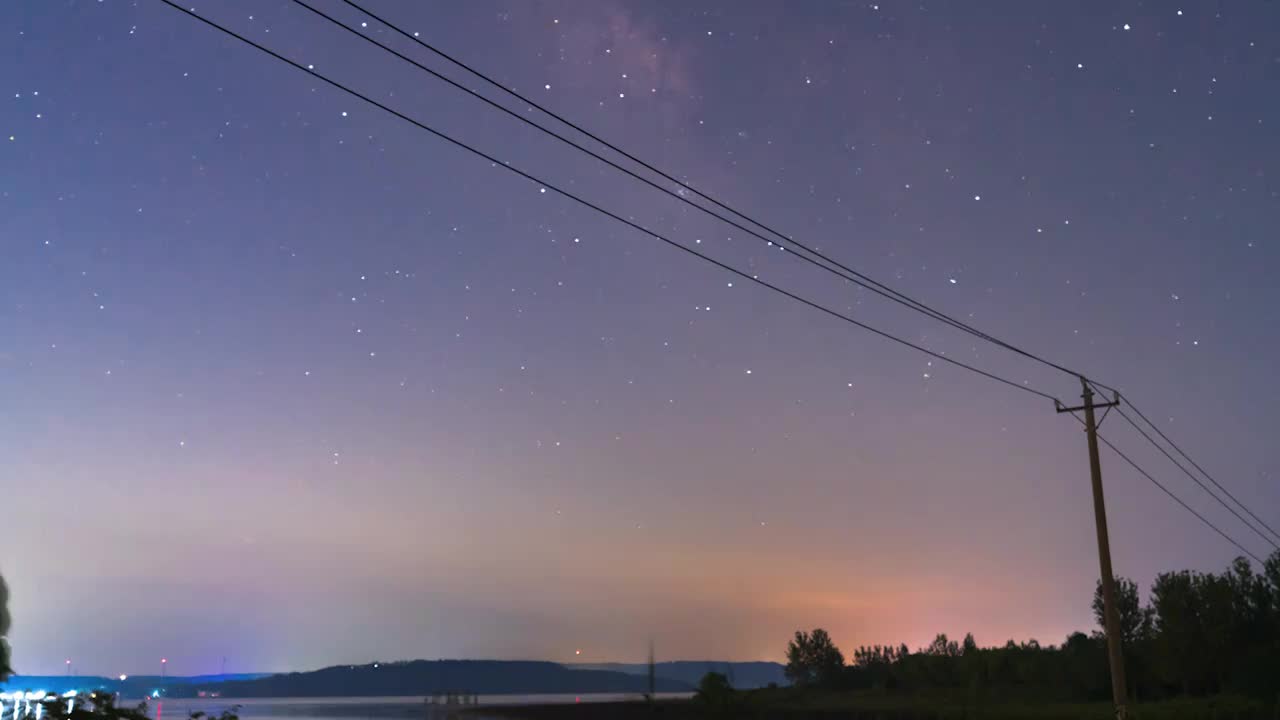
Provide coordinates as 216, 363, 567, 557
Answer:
290, 1, 985, 345
326, 0, 1280, 555
1119, 392, 1280, 545
333, 0, 1280, 562
1085, 378, 1279, 552
158, 0, 1272, 571
330, 0, 1121, 397
1112, 405, 1278, 551
1066, 411, 1265, 565
153, 0, 1062, 406
1098, 430, 1265, 564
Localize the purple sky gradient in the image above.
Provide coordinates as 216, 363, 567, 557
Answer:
2, 0, 1278, 676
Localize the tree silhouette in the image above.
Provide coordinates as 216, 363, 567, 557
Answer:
1150, 570, 1207, 694
792, 549, 1280, 704
1, 573, 10, 681
695, 671, 732, 703
693, 672, 736, 718
785, 628, 845, 687
1091, 575, 1157, 700
1091, 576, 1153, 647
926, 633, 961, 657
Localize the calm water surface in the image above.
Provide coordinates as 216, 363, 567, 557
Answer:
145, 695, 692, 720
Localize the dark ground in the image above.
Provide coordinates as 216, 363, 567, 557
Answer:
468, 693, 1273, 720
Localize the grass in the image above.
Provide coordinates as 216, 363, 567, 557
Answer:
470, 691, 1274, 719
733, 687, 1272, 719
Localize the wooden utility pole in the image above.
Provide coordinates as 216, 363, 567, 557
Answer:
647, 639, 656, 701
1058, 377, 1127, 720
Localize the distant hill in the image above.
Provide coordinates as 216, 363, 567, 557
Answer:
164, 660, 691, 697
569, 661, 787, 689
2, 662, 770, 697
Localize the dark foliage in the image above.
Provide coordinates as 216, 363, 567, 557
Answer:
569, 661, 785, 689
799, 550, 1280, 704
0, 574, 10, 682
785, 629, 845, 688
694, 671, 734, 712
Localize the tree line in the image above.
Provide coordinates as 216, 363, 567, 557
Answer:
785, 550, 1280, 702
1, 573, 10, 682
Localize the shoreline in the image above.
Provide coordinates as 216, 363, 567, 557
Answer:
460, 700, 695, 720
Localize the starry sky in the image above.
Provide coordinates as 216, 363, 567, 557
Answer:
3, 0, 1279, 677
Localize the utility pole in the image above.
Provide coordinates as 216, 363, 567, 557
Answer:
1058, 377, 1126, 720
647, 639, 655, 702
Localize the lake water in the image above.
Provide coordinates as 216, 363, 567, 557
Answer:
144, 695, 693, 720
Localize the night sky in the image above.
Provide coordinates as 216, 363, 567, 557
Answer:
3, 1, 1279, 677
